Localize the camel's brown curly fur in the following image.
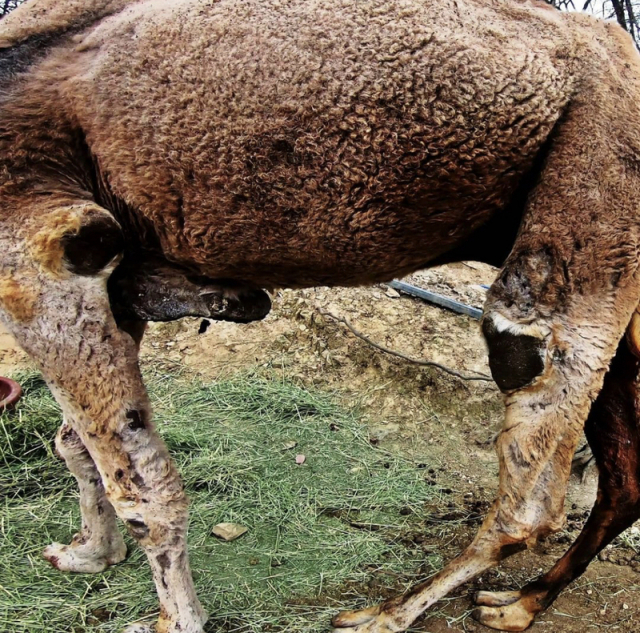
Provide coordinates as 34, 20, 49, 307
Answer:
0, 0, 606, 289
2, 2, 640, 633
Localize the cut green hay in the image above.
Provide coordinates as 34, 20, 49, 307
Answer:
0, 368, 447, 633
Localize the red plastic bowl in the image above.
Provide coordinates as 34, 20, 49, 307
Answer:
0, 377, 22, 411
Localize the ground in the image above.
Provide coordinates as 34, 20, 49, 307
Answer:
1, 263, 640, 632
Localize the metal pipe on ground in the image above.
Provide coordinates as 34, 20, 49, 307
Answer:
387, 280, 484, 320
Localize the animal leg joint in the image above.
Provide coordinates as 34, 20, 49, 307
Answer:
126, 409, 147, 431
61, 210, 124, 276
482, 314, 548, 392
126, 518, 150, 540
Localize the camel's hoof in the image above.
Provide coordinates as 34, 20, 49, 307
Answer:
333, 605, 381, 628
155, 609, 208, 633
123, 624, 154, 633
43, 539, 127, 573
123, 615, 207, 633
474, 590, 521, 608
472, 600, 536, 632
332, 604, 399, 633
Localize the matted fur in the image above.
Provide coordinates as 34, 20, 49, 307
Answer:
1, 1, 640, 633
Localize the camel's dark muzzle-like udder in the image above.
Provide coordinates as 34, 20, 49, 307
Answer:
108, 256, 271, 324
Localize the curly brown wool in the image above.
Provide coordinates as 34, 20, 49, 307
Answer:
2, 1, 640, 632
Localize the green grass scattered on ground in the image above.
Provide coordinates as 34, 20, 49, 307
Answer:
0, 368, 447, 632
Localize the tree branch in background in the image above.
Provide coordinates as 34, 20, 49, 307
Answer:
611, 0, 630, 30
547, 0, 577, 10
625, 0, 639, 41
318, 310, 494, 383
0, 0, 21, 19
547, 0, 640, 47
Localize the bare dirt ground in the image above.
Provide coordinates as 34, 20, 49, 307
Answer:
3, 262, 640, 632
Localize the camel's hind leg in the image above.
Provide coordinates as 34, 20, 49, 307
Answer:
473, 334, 640, 631
45, 323, 145, 573
44, 421, 127, 573
0, 200, 206, 633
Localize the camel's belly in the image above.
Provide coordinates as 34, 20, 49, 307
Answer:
131, 174, 520, 288
66, 0, 575, 287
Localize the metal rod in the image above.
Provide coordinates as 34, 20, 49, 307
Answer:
388, 280, 484, 320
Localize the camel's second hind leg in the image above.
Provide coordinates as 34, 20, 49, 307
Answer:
473, 335, 640, 631
44, 422, 127, 573
43, 322, 145, 574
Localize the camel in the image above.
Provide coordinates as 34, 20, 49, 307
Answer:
1, 0, 640, 631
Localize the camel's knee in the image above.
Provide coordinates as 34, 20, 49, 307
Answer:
498, 513, 558, 549
481, 501, 550, 557
101, 454, 188, 545
55, 421, 87, 462
113, 493, 189, 546
482, 312, 550, 393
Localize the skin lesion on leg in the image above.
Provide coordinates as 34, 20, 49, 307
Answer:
473, 336, 640, 631
332, 286, 640, 633
0, 215, 207, 633
53, 369, 206, 633
61, 393, 207, 633
43, 421, 127, 574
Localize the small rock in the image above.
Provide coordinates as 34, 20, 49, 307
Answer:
212, 523, 248, 542
385, 287, 401, 298
295, 454, 306, 465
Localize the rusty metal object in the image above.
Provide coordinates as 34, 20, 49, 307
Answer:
0, 376, 22, 410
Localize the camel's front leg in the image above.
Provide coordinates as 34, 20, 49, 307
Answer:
333, 269, 640, 633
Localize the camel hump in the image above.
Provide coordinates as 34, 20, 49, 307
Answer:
0, 0, 133, 49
